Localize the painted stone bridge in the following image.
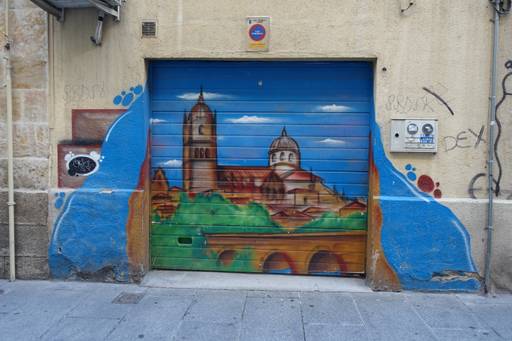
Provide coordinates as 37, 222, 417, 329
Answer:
205, 231, 367, 276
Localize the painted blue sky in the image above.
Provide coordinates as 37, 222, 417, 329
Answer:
150, 61, 372, 198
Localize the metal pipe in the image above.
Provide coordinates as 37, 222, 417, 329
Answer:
484, 0, 500, 294
90, 11, 105, 46
4, 0, 16, 281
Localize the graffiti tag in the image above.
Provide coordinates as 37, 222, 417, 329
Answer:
65, 151, 103, 177
64, 83, 106, 105
385, 94, 435, 114
468, 173, 512, 200
422, 87, 455, 116
443, 126, 486, 152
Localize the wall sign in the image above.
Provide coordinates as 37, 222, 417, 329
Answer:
246, 17, 270, 52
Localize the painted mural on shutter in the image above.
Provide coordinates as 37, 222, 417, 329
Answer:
150, 61, 371, 276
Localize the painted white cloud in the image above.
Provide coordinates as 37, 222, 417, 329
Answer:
225, 115, 278, 124
161, 159, 183, 168
316, 104, 351, 112
318, 138, 346, 145
150, 118, 168, 124
177, 92, 233, 100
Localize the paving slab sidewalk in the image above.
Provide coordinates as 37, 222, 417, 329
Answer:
0, 279, 510, 341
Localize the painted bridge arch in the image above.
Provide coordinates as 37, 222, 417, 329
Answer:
206, 231, 366, 276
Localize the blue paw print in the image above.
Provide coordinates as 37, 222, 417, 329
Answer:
405, 164, 417, 181
113, 84, 143, 107
54, 192, 66, 209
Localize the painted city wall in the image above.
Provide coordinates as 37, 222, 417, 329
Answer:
47, 1, 511, 289
49, 61, 478, 290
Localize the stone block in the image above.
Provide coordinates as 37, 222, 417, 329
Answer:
5, 256, 49, 279
0, 124, 5, 159
0, 88, 6, 122
22, 90, 47, 122
10, 9, 47, 60
15, 158, 48, 190
41, 317, 120, 341
304, 324, 371, 341
108, 294, 193, 340
2, 89, 47, 123
465, 303, 512, 338
407, 294, 484, 330
175, 321, 240, 341
0, 0, 40, 9
11, 58, 47, 90
185, 291, 246, 323
432, 328, 501, 340
241, 297, 304, 341
0, 256, 5, 278
0, 158, 49, 190
12, 89, 23, 122
16, 225, 48, 257
0, 224, 7, 256
301, 292, 362, 325
0, 191, 48, 225
67, 285, 138, 319
13, 123, 50, 157
352, 293, 437, 340
0, 224, 48, 257
0, 88, 24, 123
0, 159, 6, 188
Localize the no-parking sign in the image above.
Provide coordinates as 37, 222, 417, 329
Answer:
246, 17, 270, 52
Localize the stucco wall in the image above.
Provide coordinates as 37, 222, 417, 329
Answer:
47, 0, 512, 290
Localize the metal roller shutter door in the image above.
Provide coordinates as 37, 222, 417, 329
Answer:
150, 61, 372, 277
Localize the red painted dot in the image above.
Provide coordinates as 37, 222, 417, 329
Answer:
433, 189, 442, 198
417, 175, 435, 193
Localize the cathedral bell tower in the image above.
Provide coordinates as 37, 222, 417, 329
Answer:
182, 88, 218, 192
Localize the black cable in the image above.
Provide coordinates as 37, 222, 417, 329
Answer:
493, 61, 512, 196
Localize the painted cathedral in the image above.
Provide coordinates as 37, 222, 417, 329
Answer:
152, 90, 365, 227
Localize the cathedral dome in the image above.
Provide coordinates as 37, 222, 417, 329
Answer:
269, 127, 300, 169
269, 127, 299, 154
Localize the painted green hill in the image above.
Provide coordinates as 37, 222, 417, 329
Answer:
153, 192, 366, 234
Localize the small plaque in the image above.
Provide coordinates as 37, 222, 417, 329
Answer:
246, 17, 270, 52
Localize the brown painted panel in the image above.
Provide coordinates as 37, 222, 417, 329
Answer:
72, 109, 125, 142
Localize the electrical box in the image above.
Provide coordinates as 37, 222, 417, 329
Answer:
390, 118, 438, 153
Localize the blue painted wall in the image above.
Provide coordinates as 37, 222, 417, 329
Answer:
49, 86, 149, 281
371, 118, 479, 291
48, 61, 480, 290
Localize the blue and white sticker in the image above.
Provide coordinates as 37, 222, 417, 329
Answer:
249, 24, 266, 41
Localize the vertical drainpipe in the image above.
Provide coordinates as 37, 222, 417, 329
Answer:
3, 0, 16, 281
484, 0, 500, 294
